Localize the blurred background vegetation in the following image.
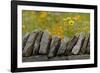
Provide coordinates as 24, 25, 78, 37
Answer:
22, 10, 90, 39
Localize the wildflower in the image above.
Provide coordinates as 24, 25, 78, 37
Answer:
51, 25, 64, 39
68, 19, 75, 26
39, 11, 47, 19
63, 18, 68, 26
63, 17, 73, 26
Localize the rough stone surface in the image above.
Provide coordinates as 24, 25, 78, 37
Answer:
71, 32, 85, 55
22, 30, 39, 57
65, 35, 79, 55
49, 56, 69, 61
39, 30, 51, 55
33, 31, 43, 55
22, 55, 90, 62
22, 30, 91, 62
57, 37, 69, 56
22, 33, 30, 50
79, 34, 89, 54
22, 55, 48, 62
48, 36, 61, 58
68, 55, 90, 60
86, 37, 90, 54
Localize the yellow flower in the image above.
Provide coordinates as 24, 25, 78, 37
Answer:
63, 17, 73, 26
68, 20, 75, 26
50, 25, 64, 39
39, 11, 47, 19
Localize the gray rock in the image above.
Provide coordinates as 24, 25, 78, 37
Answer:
86, 37, 90, 54
49, 56, 68, 61
22, 54, 90, 62
65, 35, 79, 55
71, 32, 85, 55
48, 36, 61, 58
79, 34, 89, 54
22, 55, 48, 62
57, 37, 69, 56
39, 30, 52, 55
22, 30, 39, 57
68, 55, 90, 60
33, 31, 43, 55
22, 33, 30, 50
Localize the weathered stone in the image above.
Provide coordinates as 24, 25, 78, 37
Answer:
79, 34, 89, 54
71, 32, 85, 55
39, 30, 51, 55
22, 55, 48, 62
65, 35, 79, 55
48, 36, 61, 58
22, 33, 30, 50
22, 54, 90, 62
49, 56, 68, 61
22, 30, 39, 57
33, 31, 43, 55
57, 37, 69, 56
68, 55, 90, 60
22, 30, 91, 61
86, 37, 90, 54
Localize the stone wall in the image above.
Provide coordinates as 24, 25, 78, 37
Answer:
22, 30, 90, 62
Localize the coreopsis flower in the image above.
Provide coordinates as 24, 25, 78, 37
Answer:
63, 17, 75, 26
68, 19, 75, 26
63, 18, 68, 27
